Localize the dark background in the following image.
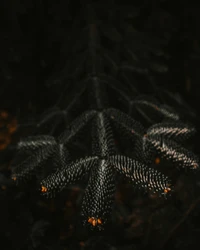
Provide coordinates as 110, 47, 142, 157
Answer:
0, 1, 200, 250
0, 0, 200, 115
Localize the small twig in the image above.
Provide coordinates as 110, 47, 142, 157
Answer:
143, 213, 153, 247
160, 196, 200, 249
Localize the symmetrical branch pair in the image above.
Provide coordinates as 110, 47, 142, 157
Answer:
11, 103, 198, 230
